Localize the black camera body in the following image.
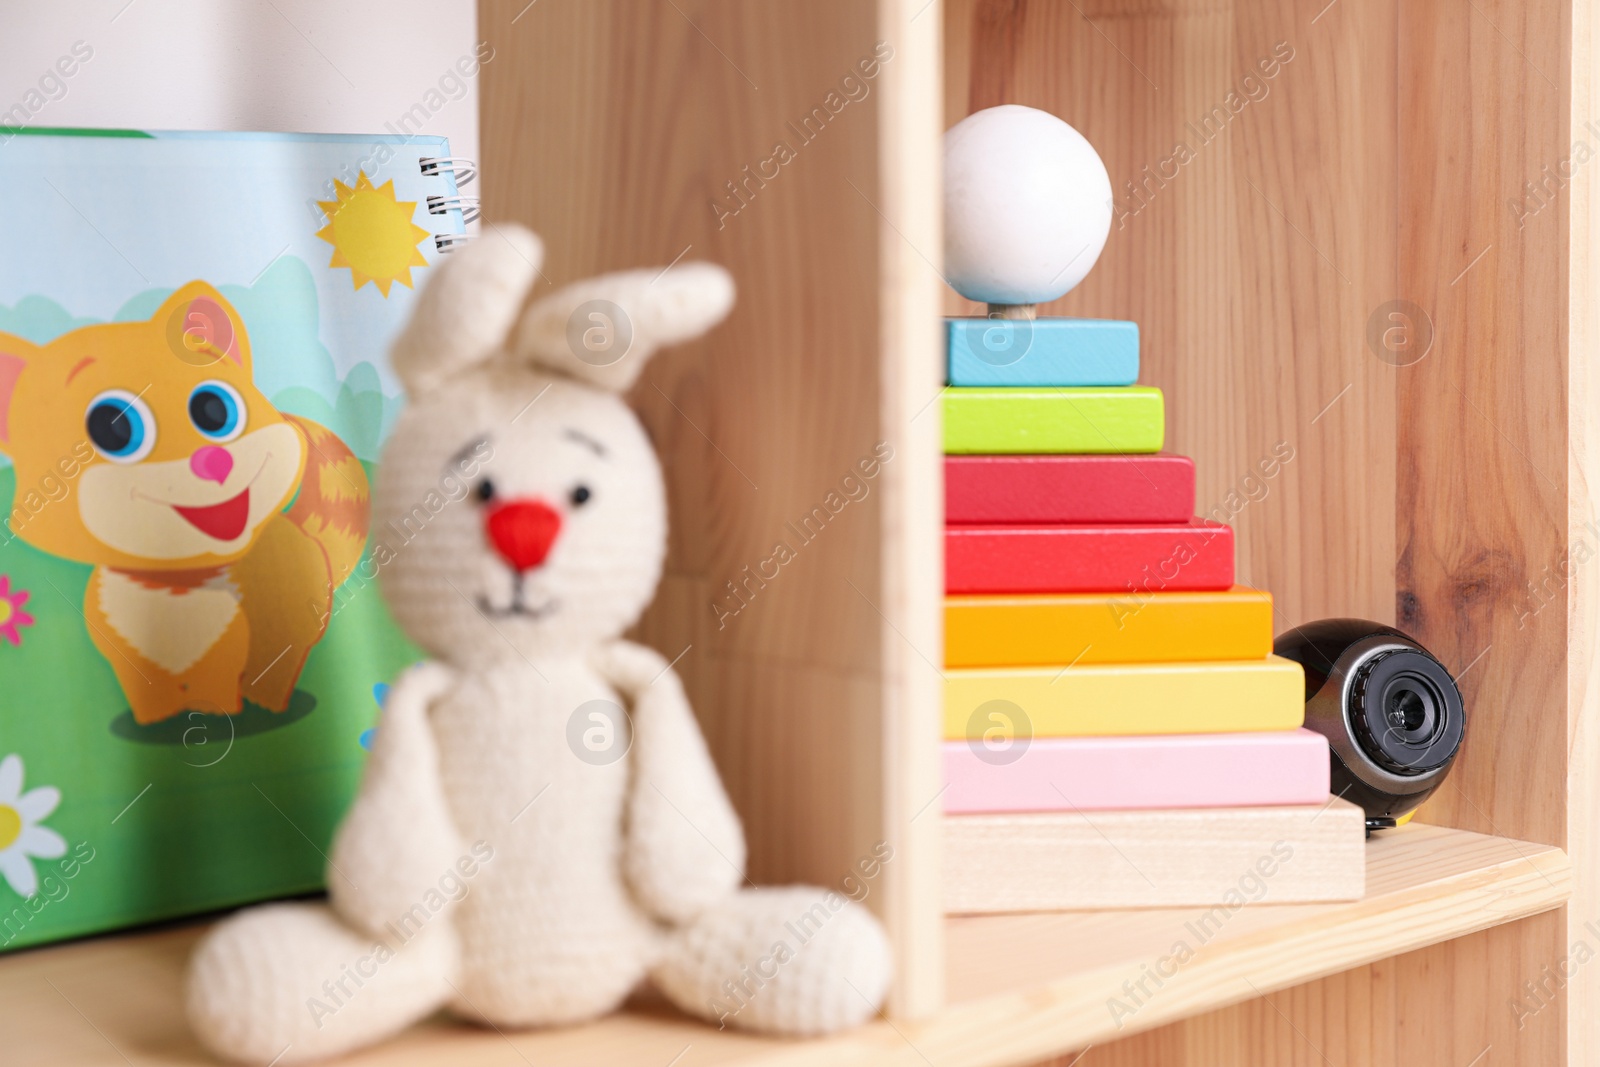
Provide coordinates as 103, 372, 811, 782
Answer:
1274, 619, 1465, 830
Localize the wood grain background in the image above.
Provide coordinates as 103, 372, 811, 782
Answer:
478, 0, 946, 1016
943, 0, 1574, 1062
484, 0, 883, 883
478, 0, 1586, 1056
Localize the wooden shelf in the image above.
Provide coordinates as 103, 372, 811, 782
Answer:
6, 823, 1568, 1067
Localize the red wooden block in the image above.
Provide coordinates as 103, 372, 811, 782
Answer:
945, 519, 1234, 594
945, 454, 1195, 524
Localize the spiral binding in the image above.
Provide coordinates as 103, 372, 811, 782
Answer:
418, 156, 477, 186
419, 156, 480, 253
426, 194, 481, 224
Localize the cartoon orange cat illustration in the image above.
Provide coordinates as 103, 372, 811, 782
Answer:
0, 282, 370, 725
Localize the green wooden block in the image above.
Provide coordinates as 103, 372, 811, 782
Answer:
943, 387, 1165, 454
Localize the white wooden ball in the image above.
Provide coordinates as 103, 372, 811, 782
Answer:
943, 105, 1114, 306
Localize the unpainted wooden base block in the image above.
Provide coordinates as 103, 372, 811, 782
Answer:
944, 798, 1367, 913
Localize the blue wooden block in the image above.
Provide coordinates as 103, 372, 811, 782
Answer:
946, 317, 1139, 386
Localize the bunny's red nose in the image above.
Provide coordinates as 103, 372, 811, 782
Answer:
484, 499, 562, 572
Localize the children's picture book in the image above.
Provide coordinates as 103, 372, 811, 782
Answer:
0, 128, 472, 950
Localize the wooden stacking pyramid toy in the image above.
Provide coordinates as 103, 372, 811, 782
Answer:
938, 105, 1361, 913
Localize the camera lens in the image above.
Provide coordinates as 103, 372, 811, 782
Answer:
1382, 677, 1438, 744
1349, 649, 1463, 776
1387, 688, 1427, 732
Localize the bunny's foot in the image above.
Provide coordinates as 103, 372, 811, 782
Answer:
186, 902, 457, 1065
651, 886, 892, 1036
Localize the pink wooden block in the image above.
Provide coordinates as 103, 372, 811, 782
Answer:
943, 729, 1331, 813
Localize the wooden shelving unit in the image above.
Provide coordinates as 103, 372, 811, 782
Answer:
3, 824, 1569, 1066
7, 0, 1600, 1063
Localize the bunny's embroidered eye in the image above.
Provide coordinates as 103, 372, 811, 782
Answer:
475, 479, 496, 503
189, 381, 246, 442
85, 390, 156, 464
570, 485, 592, 507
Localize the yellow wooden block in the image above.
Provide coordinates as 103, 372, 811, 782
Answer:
945, 586, 1274, 668
943, 656, 1306, 739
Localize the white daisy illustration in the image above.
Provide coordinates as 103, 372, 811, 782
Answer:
0, 754, 65, 898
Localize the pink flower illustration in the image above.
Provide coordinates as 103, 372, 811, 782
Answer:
0, 575, 35, 647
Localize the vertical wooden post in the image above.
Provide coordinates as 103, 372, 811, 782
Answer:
877, 0, 946, 1018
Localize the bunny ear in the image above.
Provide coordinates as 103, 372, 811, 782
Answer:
389, 224, 544, 395
512, 262, 735, 392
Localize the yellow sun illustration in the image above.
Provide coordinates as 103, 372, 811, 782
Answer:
316, 172, 431, 296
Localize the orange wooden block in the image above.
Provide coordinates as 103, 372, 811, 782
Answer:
945, 586, 1274, 668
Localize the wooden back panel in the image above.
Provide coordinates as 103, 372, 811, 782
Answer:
478, 0, 1592, 1046
478, 0, 945, 1016
944, 0, 1576, 1061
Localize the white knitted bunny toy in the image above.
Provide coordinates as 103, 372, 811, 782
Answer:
184, 225, 892, 1065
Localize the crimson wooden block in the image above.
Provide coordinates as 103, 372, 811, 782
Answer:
945, 454, 1196, 524
945, 519, 1234, 594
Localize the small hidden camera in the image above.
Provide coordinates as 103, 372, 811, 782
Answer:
1273, 619, 1465, 833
